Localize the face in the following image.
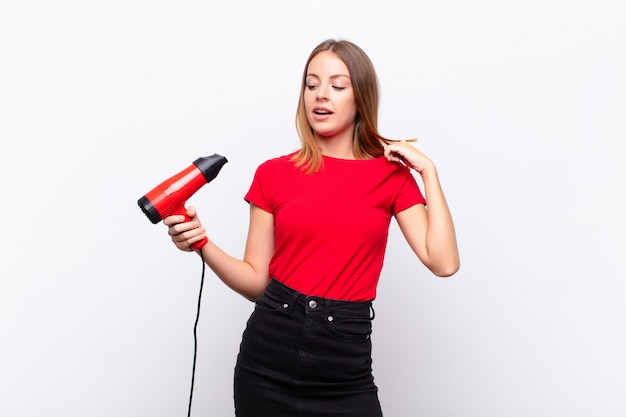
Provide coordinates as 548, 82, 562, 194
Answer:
304, 51, 358, 142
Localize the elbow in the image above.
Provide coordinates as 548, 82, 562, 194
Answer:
418, 238, 460, 278
243, 291, 259, 302
241, 277, 271, 302
434, 266, 459, 278
244, 288, 266, 302
430, 259, 460, 278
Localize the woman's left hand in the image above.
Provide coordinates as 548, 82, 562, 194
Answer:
384, 140, 434, 174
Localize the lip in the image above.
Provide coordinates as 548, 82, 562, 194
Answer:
312, 106, 334, 121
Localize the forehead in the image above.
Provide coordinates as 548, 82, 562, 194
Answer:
306, 51, 350, 78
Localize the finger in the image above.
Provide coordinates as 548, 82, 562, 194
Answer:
187, 232, 206, 248
176, 230, 206, 251
163, 215, 186, 226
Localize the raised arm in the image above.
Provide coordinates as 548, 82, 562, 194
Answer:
385, 141, 460, 277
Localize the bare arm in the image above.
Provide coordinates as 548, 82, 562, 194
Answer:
385, 141, 460, 277
164, 203, 274, 301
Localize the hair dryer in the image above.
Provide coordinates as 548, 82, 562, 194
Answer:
137, 154, 228, 250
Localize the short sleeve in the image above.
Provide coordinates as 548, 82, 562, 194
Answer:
392, 170, 426, 214
244, 162, 273, 213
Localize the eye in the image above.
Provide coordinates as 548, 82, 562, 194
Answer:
306, 84, 318, 91
332, 85, 347, 90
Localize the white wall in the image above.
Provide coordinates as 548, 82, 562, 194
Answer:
1, 1, 624, 416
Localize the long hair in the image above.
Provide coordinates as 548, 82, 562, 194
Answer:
292, 39, 397, 173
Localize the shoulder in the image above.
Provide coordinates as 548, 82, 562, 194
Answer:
258, 152, 298, 167
367, 158, 419, 194
368, 156, 413, 179
253, 152, 299, 177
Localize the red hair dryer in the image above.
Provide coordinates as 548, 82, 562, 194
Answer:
138, 154, 228, 250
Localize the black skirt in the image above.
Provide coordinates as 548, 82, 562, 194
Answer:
234, 278, 383, 417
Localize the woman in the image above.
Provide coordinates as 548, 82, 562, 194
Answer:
165, 38, 459, 417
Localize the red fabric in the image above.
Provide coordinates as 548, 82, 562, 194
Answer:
245, 153, 426, 301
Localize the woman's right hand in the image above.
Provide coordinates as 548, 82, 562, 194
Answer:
163, 206, 207, 252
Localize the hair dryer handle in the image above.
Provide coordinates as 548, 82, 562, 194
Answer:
169, 205, 208, 250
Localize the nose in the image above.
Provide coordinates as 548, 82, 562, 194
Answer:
316, 83, 329, 101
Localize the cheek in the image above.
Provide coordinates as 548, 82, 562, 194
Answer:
303, 91, 316, 113
337, 92, 357, 116
341, 99, 358, 122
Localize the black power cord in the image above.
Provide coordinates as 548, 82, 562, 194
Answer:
187, 251, 206, 417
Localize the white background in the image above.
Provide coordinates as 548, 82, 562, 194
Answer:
1, 1, 625, 416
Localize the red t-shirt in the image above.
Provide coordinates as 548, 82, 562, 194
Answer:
245, 153, 426, 301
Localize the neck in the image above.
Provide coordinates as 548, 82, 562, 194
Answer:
315, 133, 355, 160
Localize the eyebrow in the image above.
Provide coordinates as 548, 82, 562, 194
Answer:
306, 73, 351, 80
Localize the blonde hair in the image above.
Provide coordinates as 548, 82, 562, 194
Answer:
292, 39, 400, 173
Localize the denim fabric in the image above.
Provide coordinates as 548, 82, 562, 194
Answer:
234, 279, 383, 417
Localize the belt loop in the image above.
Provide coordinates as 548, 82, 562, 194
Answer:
369, 303, 376, 320
289, 290, 300, 312
323, 298, 331, 317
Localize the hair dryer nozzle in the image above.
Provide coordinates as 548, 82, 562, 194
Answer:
194, 154, 228, 182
